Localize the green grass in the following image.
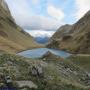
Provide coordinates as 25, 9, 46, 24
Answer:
68, 55, 90, 71
0, 53, 90, 90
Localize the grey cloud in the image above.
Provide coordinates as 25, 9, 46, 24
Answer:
5, 0, 63, 30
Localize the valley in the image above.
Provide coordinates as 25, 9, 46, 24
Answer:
0, 0, 90, 90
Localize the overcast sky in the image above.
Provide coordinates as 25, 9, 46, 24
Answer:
5, 0, 90, 34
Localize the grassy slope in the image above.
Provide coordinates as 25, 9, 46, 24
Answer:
41, 53, 90, 89
0, 53, 90, 90
0, 1, 41, 53
68, 55, 90, 72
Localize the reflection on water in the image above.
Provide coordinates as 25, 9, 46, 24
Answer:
18, 48, 71, 58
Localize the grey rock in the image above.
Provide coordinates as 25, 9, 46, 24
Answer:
30, 65, 43, 77
16, 81, 37, 89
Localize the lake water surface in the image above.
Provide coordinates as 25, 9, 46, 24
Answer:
18, 48, 71, 58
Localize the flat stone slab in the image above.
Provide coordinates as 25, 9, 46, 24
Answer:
16, 81, 37, 88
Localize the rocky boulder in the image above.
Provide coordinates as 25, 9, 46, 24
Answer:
30, 65, 43, 77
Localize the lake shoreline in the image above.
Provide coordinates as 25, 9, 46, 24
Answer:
18, 48, 71, 58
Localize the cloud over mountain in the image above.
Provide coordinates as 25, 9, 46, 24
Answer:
75, 0, 90, 19
5, 0, 64, 30
47, 5, 65, 20
5, 0, 90, 31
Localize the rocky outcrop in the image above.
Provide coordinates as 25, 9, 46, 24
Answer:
30, 65, 43, 77
0, 53, 90, 89
47, 10, 90, 54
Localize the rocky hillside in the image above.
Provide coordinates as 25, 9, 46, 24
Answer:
0, 53, 90, 90
47, 11, 90, 54
51, 24, 72, 40
0, 0, 40, 53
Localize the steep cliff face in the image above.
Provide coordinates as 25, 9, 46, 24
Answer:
47, 11, 90, 54
0, 0, 40, 53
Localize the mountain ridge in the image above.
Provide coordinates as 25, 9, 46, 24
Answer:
47, 10, 90, 54
0, 0, 41, 53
